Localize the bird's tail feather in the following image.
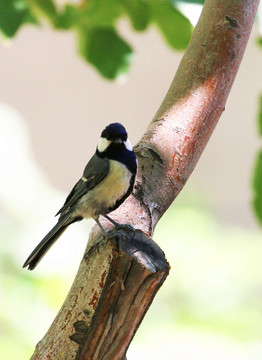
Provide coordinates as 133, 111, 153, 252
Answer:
23, 217, 70, 270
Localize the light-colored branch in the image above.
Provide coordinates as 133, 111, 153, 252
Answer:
131, 0, 260, 234
30, 0, 259, 359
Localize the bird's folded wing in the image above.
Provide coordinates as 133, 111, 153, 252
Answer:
55, 154, 110, 216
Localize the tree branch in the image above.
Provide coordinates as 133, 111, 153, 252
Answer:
30, 0, 259, 359
132, 0, 260, 233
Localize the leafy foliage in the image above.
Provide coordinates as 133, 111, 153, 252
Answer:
152, 1, 192, 50
77, 0, 121, 28
173, 0, 204, 3
78, 27, 133, 79
258, 94, 262, 136
253, 150, 262, 225
0, 0, 36, 38
0, 0, 194, 79
28, 0, 59, 26
122, 0, 151, 31
253, 95, 262, 225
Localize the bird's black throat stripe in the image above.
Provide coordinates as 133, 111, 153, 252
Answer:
96, 144, 137, 174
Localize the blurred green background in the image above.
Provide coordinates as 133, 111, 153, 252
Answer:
1, 1, 262, 359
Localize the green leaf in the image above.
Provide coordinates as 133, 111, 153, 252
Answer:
122, 0, 151, 31
258, 95, 262, 136
28, 0, 59, 26
57, 5, 81, 30
0, 0, 33, 37
78, 27, 133, 80
173, 0, 204, 4
81, 0, 121, 27
152, 0, 193, 50
55, 0, 121, 30
253, 149, 262, 225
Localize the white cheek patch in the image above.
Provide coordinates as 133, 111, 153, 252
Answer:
124, 139, 133, 151
97, 137, 111, 152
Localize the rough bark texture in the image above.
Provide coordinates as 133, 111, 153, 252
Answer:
31, 228, 169, 360
30, 0, 259, 359
74, 228, 169, 360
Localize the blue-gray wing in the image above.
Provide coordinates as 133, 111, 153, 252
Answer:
56, 154, 110, 217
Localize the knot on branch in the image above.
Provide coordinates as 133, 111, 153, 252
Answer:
225, 15, 238, 29
69, 320, 89, 345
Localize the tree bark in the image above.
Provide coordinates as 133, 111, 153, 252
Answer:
30, 0, 260, 359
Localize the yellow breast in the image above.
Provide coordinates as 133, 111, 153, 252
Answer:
77, 160, 132, 218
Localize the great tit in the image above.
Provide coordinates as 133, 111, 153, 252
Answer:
23, 123, 137, 270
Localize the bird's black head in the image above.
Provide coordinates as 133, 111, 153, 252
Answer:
97, 123, 132, 154
101, 122, 127, 142
96, 123, 137, 173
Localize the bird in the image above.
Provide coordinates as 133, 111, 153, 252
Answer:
23, 122, 137, 270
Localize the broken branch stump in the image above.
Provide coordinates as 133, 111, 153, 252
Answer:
30, 227, 169, 360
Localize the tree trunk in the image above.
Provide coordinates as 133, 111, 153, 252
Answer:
30, 0, 260, 359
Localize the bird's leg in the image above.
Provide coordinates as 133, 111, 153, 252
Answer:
95, 216, 132, 239
94, 218, 108, 236
103, 214, 135, 234
103, 214, 121, 227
